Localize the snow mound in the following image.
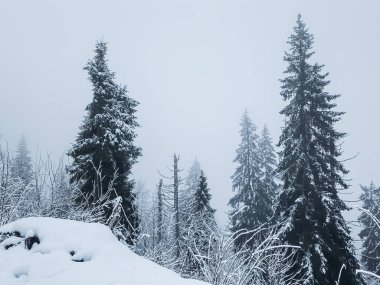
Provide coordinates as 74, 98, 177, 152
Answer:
0, 217, 208, 285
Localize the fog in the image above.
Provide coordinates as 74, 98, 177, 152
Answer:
1, 0, 379, 233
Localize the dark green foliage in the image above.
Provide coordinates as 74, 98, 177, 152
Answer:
194, 170, 215, 215
359, 183, 380, 275
275, 15, 363, 284
68, 40, 141, 244
258, 125, 278, 209
185, 170, 216, 280
229, 111, 272, 249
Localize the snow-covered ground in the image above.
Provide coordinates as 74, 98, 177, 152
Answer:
0, 217, 208, 285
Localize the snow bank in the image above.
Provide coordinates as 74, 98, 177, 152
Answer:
0, 217, 208, 285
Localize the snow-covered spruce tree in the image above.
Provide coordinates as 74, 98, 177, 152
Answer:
359, 183, 380, 276
179, 159, 201, 260
68, 40, 141, 244
258, 125, 278, 207
12, 135, 33, 184
275, 15, 363, 284
194, 170, 215, 215
185, 160, 201, 195
229, 110, 271, 249
185, 170, 216, 280
181, 159, 201, 220
10, 136, 37, 217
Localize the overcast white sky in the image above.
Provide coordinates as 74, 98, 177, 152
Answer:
1, 1, 380, 236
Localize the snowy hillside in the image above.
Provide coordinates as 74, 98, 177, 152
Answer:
0, 217, 208, 285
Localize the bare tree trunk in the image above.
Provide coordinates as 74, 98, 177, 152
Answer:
157, 179, 163, 245
173, 154, 180, 259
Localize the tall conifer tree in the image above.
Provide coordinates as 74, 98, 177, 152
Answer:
180, 159, 201, 227
194, 170, 215, 216
359, 183, 380, 275
186, 170, 216, 279
184, 160, 201, 204
68, 40, 141, 244
276, 15, 362, 284
12, 135, 32, 184
258, 125, 278, 205
229, 111, 271, 248
11, 135, 35, 216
